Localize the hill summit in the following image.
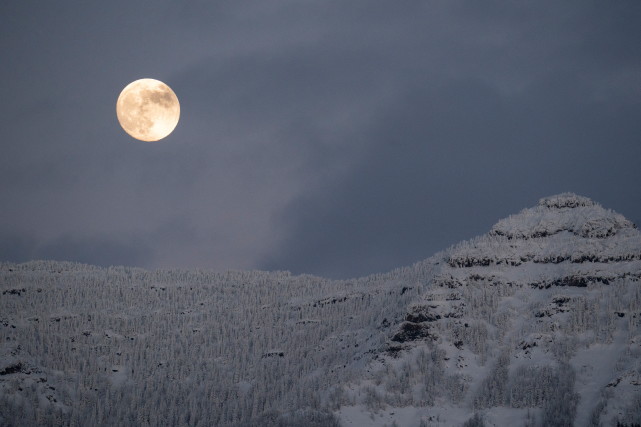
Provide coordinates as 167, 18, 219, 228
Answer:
491, 192, 634, 240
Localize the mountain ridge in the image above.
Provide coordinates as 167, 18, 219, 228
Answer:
1, 193, 640, 426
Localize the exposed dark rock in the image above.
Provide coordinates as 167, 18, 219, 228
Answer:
452, 252, 641, 268
406, 312, 440, 323
489, 229, 556, 240
425, 291, 462, 301
385, 345, 404, 357
391, 322, 435, 343
530, 275, 611, 289
533, 255, 567, 264
0, 363, 24, 376
540, 193, 595, 209
553, 296, 571, 306
520, 341, 537, 350
313, 295, 349, 308
2, 288, 26, 296
606, 377, 622, 387
296, 319, 320, 325
434, 276, 464, 288
447, 257, 494, 268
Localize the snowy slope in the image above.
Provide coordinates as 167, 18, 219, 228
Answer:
338, 193, 641, 427
0, 263, 434, 426
1, 193, 640, 426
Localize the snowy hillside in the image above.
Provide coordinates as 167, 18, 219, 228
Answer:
1, 193, 640, 426
0, 262, 434, 426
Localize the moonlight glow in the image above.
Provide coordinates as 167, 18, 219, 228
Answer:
116, 78, 180, 141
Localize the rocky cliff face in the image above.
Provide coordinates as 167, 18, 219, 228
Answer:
339, 193, 641, 426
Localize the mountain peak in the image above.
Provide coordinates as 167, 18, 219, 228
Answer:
490, 192, 635, 240
444, 193, 639, 270
538, 192, 595, 209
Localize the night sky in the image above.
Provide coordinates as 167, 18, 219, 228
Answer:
1, 1, 640, 279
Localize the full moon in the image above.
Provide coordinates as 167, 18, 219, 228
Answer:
116, 78, 180, 141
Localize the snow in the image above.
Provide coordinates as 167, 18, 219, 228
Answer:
337, 403, 473, 427
108, 365, 130, 387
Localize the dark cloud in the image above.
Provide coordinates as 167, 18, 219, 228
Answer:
0, 216, 205, 269
1, 0, 640, 278
0, 233, 37, 264
0, 232, 152, 268
38, 235, 153, 268
260, 1, 641, 278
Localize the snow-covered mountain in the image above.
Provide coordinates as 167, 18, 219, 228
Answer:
1, 193, 640, 426
339, 193, 641, 427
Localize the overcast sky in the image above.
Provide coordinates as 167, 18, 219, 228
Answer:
1, 1, 640, 279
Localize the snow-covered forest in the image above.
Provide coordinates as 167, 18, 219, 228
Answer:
1, 193, 640, 426
0, 260, 433, 426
